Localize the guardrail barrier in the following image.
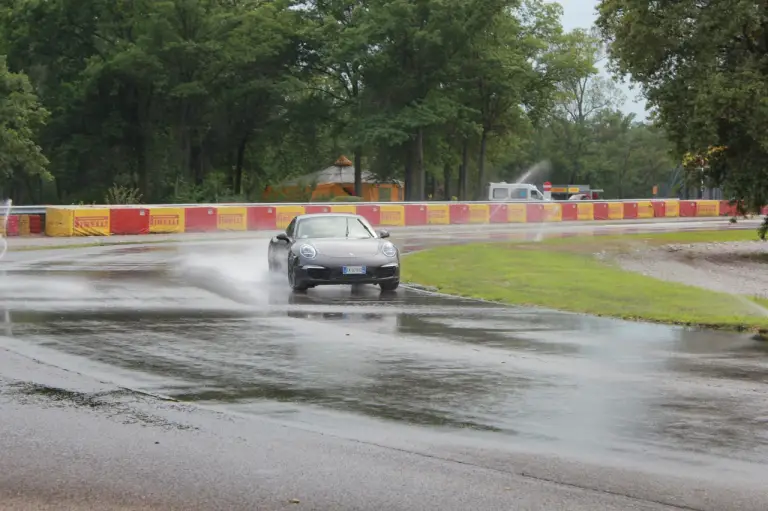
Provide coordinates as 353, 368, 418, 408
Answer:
7, 199, 739, 237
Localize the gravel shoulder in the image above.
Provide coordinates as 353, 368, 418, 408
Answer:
615, 240, 768, 298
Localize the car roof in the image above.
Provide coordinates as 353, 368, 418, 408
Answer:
295, 213, 363, 220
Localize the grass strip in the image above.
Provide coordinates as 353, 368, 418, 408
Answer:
401, 232, 768, 332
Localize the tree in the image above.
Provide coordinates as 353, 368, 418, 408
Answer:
596, 0, 768, 211
544, 28, 624, 184
0, 56, 50, 202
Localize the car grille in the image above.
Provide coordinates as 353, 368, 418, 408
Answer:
306, 268, 332, 280
304, 266, 397, 281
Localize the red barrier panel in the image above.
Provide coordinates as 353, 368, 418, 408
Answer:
405, 204, 428, 226
305, 205, 331, 214
247, 205, 276, 230
561, 203, 578, 221
29, 214, 42, 234
762, 206, 768, 215
623, 202, 638, 219
109, 207, 149, 235
449, 204, 470, 224
489, 203, 508, 223
356, 204, 380, 226
593, 202, 609, 221
679, 201, 697, 217
5, 215, 19, 236
719, 201, 742, 216
185, 206, 218, 232
652, 201, 665, 217
526, 203, 544, 223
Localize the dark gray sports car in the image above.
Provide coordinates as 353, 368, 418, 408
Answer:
267, 213, 400, 292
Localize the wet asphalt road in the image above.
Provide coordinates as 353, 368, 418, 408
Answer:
1, 219, 768, 510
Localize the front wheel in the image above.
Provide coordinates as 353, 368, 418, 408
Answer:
288, 264, 309, 292
379, 280, 400, 292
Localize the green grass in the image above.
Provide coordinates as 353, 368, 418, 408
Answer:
539, 228, 761, 248
402, 231, 768, 332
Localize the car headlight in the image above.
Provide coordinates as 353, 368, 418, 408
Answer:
381, 242, 397, 257
299, 244, 317, 259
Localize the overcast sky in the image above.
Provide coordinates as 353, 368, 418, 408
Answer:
556, 0, 648, 120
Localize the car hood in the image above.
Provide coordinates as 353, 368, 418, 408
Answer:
303, 238, 384, 258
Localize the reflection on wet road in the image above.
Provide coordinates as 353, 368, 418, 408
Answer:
1, 225, 767, 488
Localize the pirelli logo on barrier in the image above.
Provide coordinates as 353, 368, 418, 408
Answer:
219, 214, 243, 225
379, 207, 404, 226
427, 207, 448, 224
697, 201, 718, 216
151, 215, 179, 227
74, 216, 108, 229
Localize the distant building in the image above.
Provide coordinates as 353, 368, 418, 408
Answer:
263, 156, 403, 202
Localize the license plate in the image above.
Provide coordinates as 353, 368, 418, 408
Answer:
342, 266, 366, 275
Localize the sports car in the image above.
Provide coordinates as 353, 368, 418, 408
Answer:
267, 213, 400, 292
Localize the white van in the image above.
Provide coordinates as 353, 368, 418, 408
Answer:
486, 182, 548, 201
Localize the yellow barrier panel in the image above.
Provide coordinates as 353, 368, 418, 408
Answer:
507, 204, 526, 223
543, 203, 562, 222
468, 204, 489, 224
45, 207, 74, 236
637, 200, 654, 219
379, 205, 405, 226
18, 215, 31, 236
149, 207, 185, 234
608, 203, 623, 219
217, 206, 247, 231
73, 208, 110, 236
427, 205, 449, 224
577, 203, 594, 221
696, 200, 719, 216
330, 205, 357, 214
664, 200, 679, 217
276, 206, 305, 229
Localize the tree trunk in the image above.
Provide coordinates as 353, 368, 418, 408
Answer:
404, 141, 413, 201
443, 162, 451, 200
476, 129, 488, 200
233, 133, 248, 196
428, 172, 436, 198
136, 132, 148, 198
415, 127, 425, 201
354, 148, 363, 197
459, 140, 469, 200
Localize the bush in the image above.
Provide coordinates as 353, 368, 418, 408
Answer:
330, 195, 363, 202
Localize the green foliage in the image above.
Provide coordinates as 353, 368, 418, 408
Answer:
330, 195, 363, 202
104, 184, 143, 205
0, 55, 50, 199
596, 0, 768, 208
0, 0, 682, 204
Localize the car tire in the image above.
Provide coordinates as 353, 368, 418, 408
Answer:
379, 280, 399, 292
288, 264, 309, 292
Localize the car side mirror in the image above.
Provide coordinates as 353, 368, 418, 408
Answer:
377, 229, 390, 239
276, 233, 290, 242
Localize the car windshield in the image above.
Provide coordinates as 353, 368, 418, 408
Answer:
296, 216, 375, 239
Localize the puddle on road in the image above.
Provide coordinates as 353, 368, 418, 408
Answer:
0, 237, 767, 475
